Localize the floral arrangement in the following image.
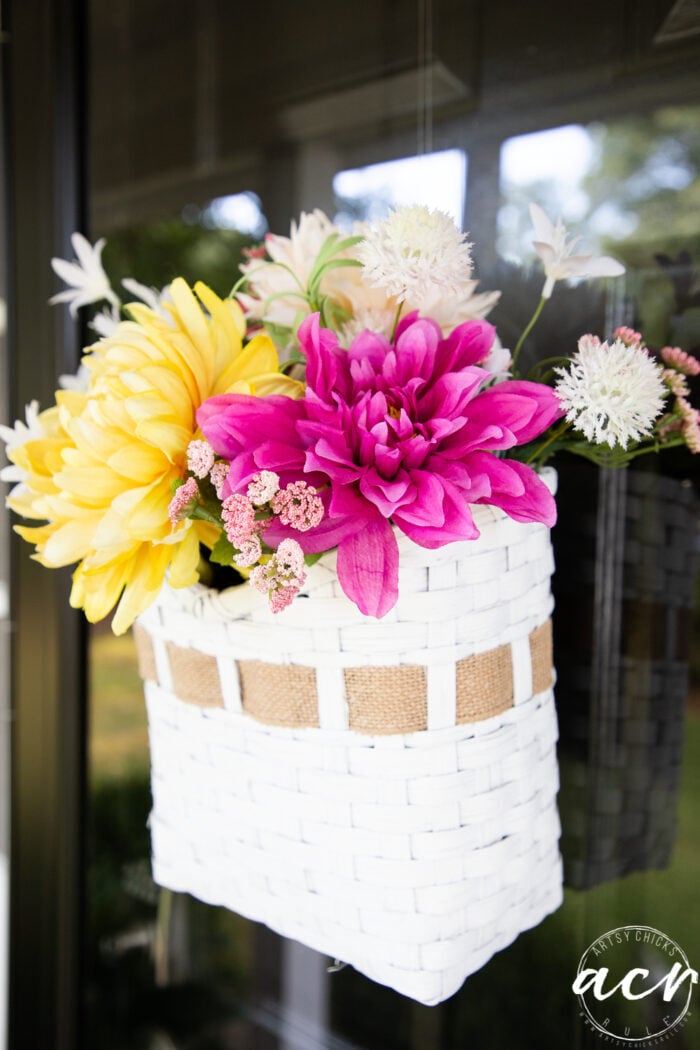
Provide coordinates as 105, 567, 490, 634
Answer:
2, 204, 698, 633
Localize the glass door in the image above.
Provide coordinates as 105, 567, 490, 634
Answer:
4, 1, 700, 1047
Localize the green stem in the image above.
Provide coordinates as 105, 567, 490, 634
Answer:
390, 300, 405, 342
526, 355, 571, 382
511, 296, 548, 375
525, 419, 571, 465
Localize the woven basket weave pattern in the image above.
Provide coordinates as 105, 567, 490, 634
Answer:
146, 687, 561, 1004
138, 473, 563, 1005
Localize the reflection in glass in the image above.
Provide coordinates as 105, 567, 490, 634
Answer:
200, 192, 267, 237
498, 124, 596, 261
553, 460, 697, 888
334, 149, 467, 228
81, 1, 700, 1039
498, 107, 700, 276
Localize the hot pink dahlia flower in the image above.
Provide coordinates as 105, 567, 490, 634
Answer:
197, 314, 562, 617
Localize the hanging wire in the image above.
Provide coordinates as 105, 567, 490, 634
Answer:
417, 0, 434, 156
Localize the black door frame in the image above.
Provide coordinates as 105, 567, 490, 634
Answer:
3, 1, 86, 1047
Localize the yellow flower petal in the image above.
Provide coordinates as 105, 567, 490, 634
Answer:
42, 516, 102, 566
106, 443, 169, 483
10, 276, 294, 632
111, 543, 173, 635
167, 526, 201, 588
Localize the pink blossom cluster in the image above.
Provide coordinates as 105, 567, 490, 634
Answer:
209, 461, 230, 498
220, 489, 265, 566
677, 397, 700, 453
250, 538, 307, 612
221, 474, 324, 549
234, 535, 262, 568
221, 493, 257, 546
167, 477, 200, 525
661, 346, 700, 376
662, 369, 690, 399
217, 473, 323, 586
271, 480, 324, 531
185, 438, 232, 496
656, 346, 700, 454
186, 439, 216, 478
247, 470, 280, 505
613, 326, 643, 348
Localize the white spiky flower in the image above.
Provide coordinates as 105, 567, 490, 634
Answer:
49, 232, 121, 317
0, 400, 45, 489
555, 335, 667, 449
355, 205, 473, 301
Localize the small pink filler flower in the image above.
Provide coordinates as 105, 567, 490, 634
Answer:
186, 439, 216, 479
661, 346, 700, 376
247, 470, 280, 505
221, 493, 257, 546
271, 480, 324, 531
250, 538, 307, 612
168, 477, 200, 525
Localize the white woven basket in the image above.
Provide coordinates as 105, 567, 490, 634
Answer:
135, 469, 563, 1005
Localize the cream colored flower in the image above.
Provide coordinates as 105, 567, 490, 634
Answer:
334, 244, 499, 345
238, 209, 339, 329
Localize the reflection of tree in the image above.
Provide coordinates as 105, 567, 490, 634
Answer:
498, 107, 700, 346
582, 109, 700, 352
584, 107, 700, 269
100, 219, 257, 300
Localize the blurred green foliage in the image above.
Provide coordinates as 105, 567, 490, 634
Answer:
101, 219, 257, 301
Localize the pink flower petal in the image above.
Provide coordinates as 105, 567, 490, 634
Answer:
299, 314, 352, 402
392, 474, 480, 547
469, 453, 557, 527
437, 319, 497, 370
336, 514, 399, 617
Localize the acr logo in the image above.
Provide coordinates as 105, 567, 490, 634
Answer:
572, 926, 697, 1044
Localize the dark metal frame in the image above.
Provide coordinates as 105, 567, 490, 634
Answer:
3, 1, 86, 1047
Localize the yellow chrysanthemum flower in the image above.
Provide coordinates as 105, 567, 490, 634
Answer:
8, 279, 303, 634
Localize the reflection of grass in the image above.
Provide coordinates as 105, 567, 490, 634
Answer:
89, 627, 150, 783
575, 706, 700, 982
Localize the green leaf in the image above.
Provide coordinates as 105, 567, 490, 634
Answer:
280, 345, 307, 373
190, 504, 222, 526
262, 288, 309, 311
263, 321, 294, 350
307, 233, 363, 301
304, 551, 326, 567
209, 534, 236, 566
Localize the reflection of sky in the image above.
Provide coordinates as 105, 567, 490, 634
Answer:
498, 125, 597, 263
498, 120, 697, 262
198, 150, 468, 239
333, 149, 467, 228
501, 126, 595, 200
199, 192, 267, 236
199, 117, 696, 272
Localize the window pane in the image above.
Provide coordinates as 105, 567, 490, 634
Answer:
80, 2, 700, 1046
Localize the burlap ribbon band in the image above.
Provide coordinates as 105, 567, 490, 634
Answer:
134, 620, 553, 734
